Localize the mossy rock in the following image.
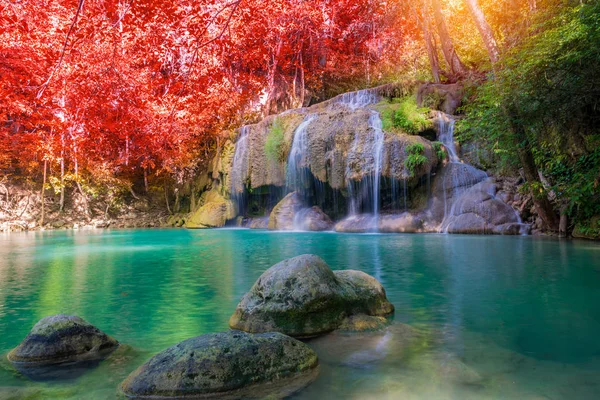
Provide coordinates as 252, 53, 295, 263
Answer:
120, 331, 319, 399
229, 255, 394, 338
185, 191, 235, 229
8, 315, 118, 366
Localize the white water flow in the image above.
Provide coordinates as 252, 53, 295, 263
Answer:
336, 88, 381, 109
436, 112, 488, 232
370, 111, 385, 219
436, 111, 460, 163
345, 111, 385, 229
286, 114, 317, 193
230, 126, 250, 197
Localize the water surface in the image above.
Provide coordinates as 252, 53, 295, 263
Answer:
0, 229, 599, 399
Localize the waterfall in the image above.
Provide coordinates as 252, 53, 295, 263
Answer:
436, 111, 460, 163
436, 112, 488, 232
230, 126, 250, 214
286, 114, 317, 194
370, 111, 385, 218
345, 111, 385, 229
336, 88, 381, 109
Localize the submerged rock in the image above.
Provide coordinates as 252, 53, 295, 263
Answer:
120, 331, 319, 399
229, 254, 394, 338
8, 315, 118, 379
308, 322, 423, 369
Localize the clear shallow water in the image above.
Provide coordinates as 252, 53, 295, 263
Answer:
0, 229, 599, 399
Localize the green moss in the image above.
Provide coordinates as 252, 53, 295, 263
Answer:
405, 143, 428, 177
375, 97, 432, 135
264, 118, 287, 163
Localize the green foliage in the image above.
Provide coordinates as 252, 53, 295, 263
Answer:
405, 143, 428, 176
264, 118, 287, 163
432, 141, 445, 161
375, 97, 432, 135
460, 1, 600, 225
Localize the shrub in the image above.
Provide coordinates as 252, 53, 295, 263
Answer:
405, 142, 428, 176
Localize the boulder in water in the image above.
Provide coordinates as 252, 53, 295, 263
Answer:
185, 191, 235, 229
294, 207, 333, 231
8, 315, 118, 379
378, 213, 424, 233
229, 254, 394, 338
268, 192, 304, 230
334, 214, 379, 233
120, 331, 319, 399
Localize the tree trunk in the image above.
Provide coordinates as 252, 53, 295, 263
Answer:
464, 0, 500, 64
164, 179, 172, 215
144, 167, 149, 193
420, 0, 441, 83
430, 0, 468, 77
507, 109, 559, 231
40, 160, 47, 227
59, 131, 65, 212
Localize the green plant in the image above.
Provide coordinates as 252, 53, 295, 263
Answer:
375, 97, 432, 135
264, 118, 287, 163
405, 142, 428, 176
432, 141, 445, 161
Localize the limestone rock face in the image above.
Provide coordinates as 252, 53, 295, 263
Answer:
225, 85, 438, 194
417, 83, 463, 115
441, 180, 529, 235
268, 192, 304, 230
8, 315, 118, 365
120, 331, 318, 399
185, 190, 235, 229
229, 254, 394, 338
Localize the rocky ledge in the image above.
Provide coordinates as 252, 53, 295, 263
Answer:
229, 254, 395, 338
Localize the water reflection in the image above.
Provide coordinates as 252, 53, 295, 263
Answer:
0, 230, 599, 398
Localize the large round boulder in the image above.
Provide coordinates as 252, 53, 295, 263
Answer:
121, 331, 319, 399
229, 255, 394, 338
8, 315, 119, 367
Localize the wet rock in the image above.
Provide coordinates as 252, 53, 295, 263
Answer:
417, 83, 463, 115
442, 180, 529, 235
185, 190, 235, 229
268, 192, 304, 230
229, 254, 394, 338
245, 216, 269, 229
378, 213, 424, 233
308, 322, 422, 369
8, 315, 118, 379
120, 331, 319, 399
335, 214, 378, 233
294, 207, 333, 231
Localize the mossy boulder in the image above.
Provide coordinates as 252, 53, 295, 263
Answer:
8, 315, 118, 366
229, 255, 394, 338
120, 331, 319, 399
185, 190, 235, 229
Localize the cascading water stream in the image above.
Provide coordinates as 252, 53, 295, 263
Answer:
286, 114, 317, 194
230, 126, 250, 214
344, 110, 385, 230
436, 111, 460, 163
335, 88, 381, 109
